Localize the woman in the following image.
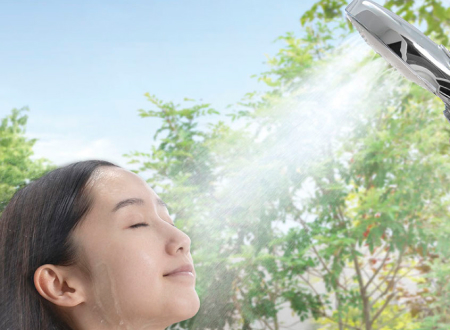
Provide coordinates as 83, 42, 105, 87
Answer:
0, 160, 200, 330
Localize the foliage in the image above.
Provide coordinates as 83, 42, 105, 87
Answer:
0, 107, 55, 215
315, 299, 422, 330
416, 222, 450, 329
294, 84, 450, 330
300, 0, 450, 45
126, 1, 450, 330
124, 95, 240, 330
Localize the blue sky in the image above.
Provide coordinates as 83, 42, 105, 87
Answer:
1, 0, 335, 169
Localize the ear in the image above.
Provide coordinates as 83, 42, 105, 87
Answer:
34, 264, 87, 308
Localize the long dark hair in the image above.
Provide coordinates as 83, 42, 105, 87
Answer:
0, 160, 119, 330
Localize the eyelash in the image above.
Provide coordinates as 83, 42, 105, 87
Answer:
130, 222, 176, 229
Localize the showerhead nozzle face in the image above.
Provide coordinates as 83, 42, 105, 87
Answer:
345, 0, 450, 107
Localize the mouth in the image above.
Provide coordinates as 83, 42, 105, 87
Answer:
163, 263, 194, 277
163, 271, 194, 277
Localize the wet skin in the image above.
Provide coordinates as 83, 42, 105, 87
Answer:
34, 167, 200, 330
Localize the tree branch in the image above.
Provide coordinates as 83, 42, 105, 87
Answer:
352, 248, 371, 330
370, 293, 396, 327
369, 246, 405, 302
260, 317, 275, 330
368, 251, 400, 298
298, 216, 346, 290
365, 248, 391, 293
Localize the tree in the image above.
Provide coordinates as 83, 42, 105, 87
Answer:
0, 107, 55, 215
125, 1, 450, 329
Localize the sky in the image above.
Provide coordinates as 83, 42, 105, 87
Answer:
0, 0, 329, 170
2, 0, 448, 171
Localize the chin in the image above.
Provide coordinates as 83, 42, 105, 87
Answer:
175, 293, 201, 321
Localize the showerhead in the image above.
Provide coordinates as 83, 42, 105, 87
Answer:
345, 0, 450, 123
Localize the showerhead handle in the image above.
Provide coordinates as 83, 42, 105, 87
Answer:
345, 0, 450, 125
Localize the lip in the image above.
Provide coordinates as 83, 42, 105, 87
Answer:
163, 263, 194, 276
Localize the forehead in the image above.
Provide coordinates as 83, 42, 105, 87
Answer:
88, 167, 156, 206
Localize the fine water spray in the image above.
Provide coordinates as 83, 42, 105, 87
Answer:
345, 0, 450, 123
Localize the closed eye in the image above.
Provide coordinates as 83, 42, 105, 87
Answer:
130, 222, 176, 229
130, 223, 149, 229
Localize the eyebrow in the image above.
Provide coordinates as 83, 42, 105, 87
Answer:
111, 197, 168, 213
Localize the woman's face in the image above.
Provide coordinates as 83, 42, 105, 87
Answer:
69, 166, 200, 329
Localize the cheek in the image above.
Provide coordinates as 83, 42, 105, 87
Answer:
91, 239, 166, 318
114, 248, 161, 288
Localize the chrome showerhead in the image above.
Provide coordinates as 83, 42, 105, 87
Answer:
345, 0, 450, 123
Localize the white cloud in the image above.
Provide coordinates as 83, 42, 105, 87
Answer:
29, 133, 134, 170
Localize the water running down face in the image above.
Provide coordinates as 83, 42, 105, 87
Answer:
34, 167, 200, 330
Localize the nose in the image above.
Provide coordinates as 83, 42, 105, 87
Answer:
167, 227, 191, 256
